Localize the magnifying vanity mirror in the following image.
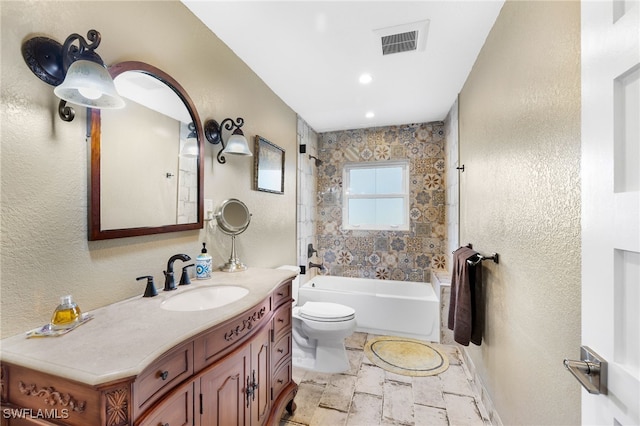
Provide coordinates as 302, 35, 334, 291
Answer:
88, 61, 203, 240
216, 199, 251, 272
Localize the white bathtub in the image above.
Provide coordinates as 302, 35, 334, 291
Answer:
298, 275, 440, 342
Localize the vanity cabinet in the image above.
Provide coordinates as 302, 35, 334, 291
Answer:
198, 324, 270, 426
1, 278, 297, 426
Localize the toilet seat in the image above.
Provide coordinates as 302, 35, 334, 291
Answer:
298, 301, 355, 322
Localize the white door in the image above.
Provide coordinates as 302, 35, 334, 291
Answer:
580, 0, 640, 424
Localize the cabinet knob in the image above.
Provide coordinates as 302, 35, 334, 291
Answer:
277, 379, 284, 384
159, 370, 169, 380
277, 292, 284, 296
277, 348, 284, 353
277, 318, 284, 323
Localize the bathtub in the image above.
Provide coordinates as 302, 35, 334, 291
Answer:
297, 275, 440, 342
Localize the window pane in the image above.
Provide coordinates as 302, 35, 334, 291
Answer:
349, 165, 404, 195
349, 168, 375, 194
376, 198, 405, 225
376, 167, 403, 194
348, 198, 405, 226
348, 198, 376, 224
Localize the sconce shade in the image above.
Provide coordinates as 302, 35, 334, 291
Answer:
181, 138, 199, 158
54, 59, 125, 109
222, 129, 252, 156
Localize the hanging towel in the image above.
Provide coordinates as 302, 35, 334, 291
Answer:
448, 246, 484, 346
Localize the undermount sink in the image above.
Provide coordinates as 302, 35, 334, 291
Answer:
160, 285, 249, 312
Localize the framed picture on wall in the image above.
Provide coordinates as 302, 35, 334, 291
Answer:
254, 135, 285, 194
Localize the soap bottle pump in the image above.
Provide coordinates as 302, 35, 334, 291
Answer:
51, 295, 81, 329
196, 242, 212, 280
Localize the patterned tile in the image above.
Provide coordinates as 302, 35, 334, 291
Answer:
316, 123, 446, 282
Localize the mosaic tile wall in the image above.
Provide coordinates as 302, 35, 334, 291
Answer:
316, 122, 447, 282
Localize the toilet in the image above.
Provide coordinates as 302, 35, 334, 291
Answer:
277, 266, 357, 373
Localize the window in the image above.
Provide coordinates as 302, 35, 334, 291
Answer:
343, 160, 410, 231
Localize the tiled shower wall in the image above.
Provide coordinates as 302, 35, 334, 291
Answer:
296, 117, 319, 281
316, 123, 448, 282
445, 98, 460, 267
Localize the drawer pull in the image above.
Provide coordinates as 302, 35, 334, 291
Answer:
277, 292, 284, 296
160, 423, 169, 426
277, 318, 284, 323
159, 370, 169, 381
277, 348, 284, 353
277, 379, 284, 384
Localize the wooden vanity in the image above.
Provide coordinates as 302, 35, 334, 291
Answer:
0, 269, 297, 425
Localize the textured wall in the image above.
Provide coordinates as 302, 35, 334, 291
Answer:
458, 1, 581, 424
1, 1, 297, 338
316, 124, 447, 282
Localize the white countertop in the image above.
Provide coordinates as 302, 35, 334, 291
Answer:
0, 268, 296, 386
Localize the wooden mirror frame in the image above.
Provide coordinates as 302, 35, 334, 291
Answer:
88, 61, 204, 240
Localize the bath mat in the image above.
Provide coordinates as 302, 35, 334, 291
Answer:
364, 336, 449, 377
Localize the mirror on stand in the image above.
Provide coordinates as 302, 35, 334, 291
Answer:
215, 199, 251, 272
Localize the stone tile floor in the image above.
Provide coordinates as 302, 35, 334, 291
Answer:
280, 332, 491, 426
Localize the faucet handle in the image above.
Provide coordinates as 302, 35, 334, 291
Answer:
179, 264, 194, 286
136, 276, 158, 298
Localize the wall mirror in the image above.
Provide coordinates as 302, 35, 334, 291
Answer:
216, 199, 251, 272
89, 61, 204, 240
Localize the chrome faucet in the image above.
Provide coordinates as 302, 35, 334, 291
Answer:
163, 254, 191, 291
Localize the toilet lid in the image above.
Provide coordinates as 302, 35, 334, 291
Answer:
299, 301, 355, 321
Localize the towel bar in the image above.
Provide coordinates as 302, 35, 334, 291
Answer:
467, 253, 499, 266
453, 244, 499, 266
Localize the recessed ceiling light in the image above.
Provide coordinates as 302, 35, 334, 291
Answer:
359, 73, 373, 84
365, 111, 375, 119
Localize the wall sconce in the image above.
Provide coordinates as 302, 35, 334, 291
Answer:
21, 29, 124, 122
204, 117, 252, 164
180, 122, 199, 158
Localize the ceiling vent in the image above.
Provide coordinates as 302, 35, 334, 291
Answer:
374, 20, 430, 56
381, 31, 418, 55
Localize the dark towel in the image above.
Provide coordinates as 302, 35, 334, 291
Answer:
448, 247, 483, 346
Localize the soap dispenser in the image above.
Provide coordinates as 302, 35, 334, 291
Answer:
196, 242, 212, 280
51, 295, 81, 329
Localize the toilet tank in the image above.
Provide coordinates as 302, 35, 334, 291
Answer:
276, 265, 300, 305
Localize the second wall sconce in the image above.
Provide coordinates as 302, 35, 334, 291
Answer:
21, 29, 125, 122
204, 117, 252, 164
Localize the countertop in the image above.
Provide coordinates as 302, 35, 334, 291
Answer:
0, 267, 296, 386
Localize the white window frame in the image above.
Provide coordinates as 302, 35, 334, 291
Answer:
342, 160, 410, 231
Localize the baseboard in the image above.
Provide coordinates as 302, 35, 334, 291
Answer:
459, 347, 504, 426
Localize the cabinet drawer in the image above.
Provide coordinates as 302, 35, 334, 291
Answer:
194, 299, 271, 371
271, 360, 292, 402
273, 282, 292, 308
273, 304, 291, 338
134, 341, 193, 415
136, 381, 193, 426
272, 332, 291, 370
